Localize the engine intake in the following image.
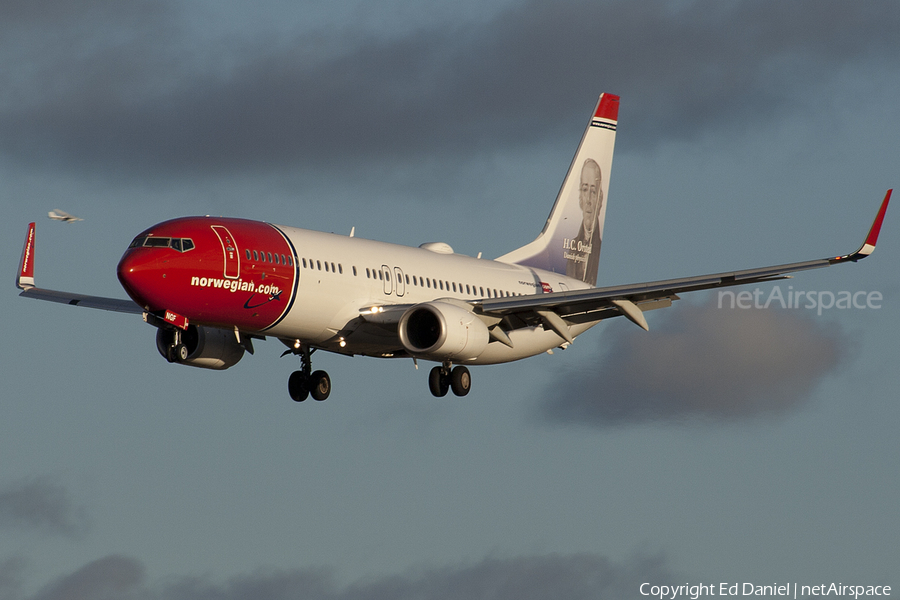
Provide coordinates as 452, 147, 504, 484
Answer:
398, 302, 489, 361
156, 325, 245, 370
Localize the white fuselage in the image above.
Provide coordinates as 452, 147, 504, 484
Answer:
267, 226, 596, 364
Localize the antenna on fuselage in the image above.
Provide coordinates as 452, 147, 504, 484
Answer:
350, 227, 355, 238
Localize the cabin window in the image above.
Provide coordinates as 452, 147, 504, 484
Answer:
352, 266, 357, 276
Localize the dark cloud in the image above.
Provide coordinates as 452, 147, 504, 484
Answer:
0, 557, 27, 600
539, 297, 849, 427
18, 552, 673, 600
1, 0, 898, 176
0, 478, 90, 539
30, 556, 143, 600
0, 0, 144, 23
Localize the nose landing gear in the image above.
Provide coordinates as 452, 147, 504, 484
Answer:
428, 363, 471, 397
285, 343, 331, 402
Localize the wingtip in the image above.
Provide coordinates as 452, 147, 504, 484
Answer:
832, 190, 891, 263
865, 189, 892, 247
17, 222, 36, 290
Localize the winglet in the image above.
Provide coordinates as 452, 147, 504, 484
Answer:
17, 222, 36, 290
832, 190, 891, 263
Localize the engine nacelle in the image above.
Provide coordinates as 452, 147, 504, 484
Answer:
156, 325, 245, 370
398, 302, 490, 361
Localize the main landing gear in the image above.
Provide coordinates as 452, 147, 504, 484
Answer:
428, 363, 471, 397
286, 343, 331, 402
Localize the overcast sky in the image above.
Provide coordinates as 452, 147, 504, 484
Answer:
2, 1, 898, 598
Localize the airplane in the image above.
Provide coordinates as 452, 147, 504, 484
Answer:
16, 93, 891, 402
47, 209, 83, 223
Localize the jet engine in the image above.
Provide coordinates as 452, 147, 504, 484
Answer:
398, 302, 489, 361
156, 324, 245, 370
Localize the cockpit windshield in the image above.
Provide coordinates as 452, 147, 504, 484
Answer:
128, 236, 195, 252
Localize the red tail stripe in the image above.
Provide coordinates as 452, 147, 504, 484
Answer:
595, 94, 620, 121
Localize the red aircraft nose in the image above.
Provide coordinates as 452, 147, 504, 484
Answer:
117, 249, 161, 310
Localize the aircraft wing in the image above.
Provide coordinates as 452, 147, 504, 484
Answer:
16, 222, 143, 315
478, 190, 891, 337
18, 287, 143, 314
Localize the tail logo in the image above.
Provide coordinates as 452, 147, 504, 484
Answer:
563, 158, 604, 283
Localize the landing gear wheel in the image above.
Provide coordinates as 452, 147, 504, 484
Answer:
450, 366, 471, 397
288, 371, 309, 402
309, 370, 331, 401
428, 366, 449, 397
174, 343, 189, 362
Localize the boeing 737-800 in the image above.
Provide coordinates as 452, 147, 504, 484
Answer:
16, 94, 891, 401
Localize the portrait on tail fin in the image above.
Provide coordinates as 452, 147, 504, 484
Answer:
564, 158, 604, 285
496, 93, 617, 287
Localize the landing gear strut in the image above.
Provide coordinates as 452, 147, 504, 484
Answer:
428, 363, 471, 397
286, 343, 331, 402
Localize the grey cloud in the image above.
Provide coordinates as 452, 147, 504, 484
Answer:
21, 552, 673, 600
539, 297, 849, 427
1, 0, 899, 176
0, 557, 27, 600
0, 478, 90, 539
30, 556, 143, 600
0, 0, 144, 23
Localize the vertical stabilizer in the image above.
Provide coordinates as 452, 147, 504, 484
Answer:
496, 93, 618, 286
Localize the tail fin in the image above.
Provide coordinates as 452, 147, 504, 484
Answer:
497, 93, 618, 286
